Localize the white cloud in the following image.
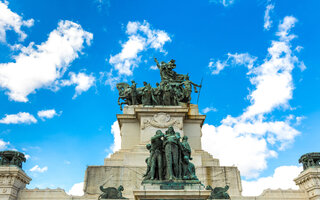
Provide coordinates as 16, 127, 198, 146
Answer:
295, 45, 303, 53
60, 72, 95, 98
106, 121, 121, 157
202, 123, 277, 178
0, 112, 37, 124
0, 20, 93, 102
0, 1, 34, 43
209, 53, 257, 74
242, 165, 302, 196
209, 59, 228, 75
209, 0, 235, 7
243, 16, 301, 118
149, 65, 158, 70
264, 4, 274, 30
276, 16, 297, 41
203, 16, 303, 178
0, 139, 9, 150
106, 20, 171, 88
29, 165, 48, 173
25, 154, 31, 160
37, 109, 58, 120
202, 107, 217, 114
67, 182, 84, 196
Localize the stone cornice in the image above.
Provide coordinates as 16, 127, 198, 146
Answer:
0, 166, 31, 184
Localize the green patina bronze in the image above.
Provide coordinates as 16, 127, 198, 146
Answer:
116, 58, 202, 110
142, 127, 198, 184
299, 152, 320, 170
0, 150, 26, 169
206, 185, 231, 199
98, 185, 127, 199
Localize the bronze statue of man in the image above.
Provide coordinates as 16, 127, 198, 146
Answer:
163, 126, 180, 180
182, 75, 201, 103
182, 156, 198, 180
152, 83, 162, 105
150, 130, 164, 180
181, 136, 192, 160
130, 80, 137, 105
162, 81, 172, 105
143, 144, 152, 179
141, 82, 152, 105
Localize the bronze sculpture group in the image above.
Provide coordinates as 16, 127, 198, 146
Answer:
299, 152, 320, 170
143, 126, 198, 182
116, 58, 201, 110
0, 150, 26, 168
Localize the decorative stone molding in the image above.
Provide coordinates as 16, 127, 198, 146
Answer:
141, 113, 182, 130
294, 167, 320, 200
0, 166, 31, 200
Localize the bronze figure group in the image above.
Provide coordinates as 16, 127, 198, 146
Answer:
116, 58, 201, 110
143, 126, 198, 181
299, 152, 320, 170
0, 150, 26, 168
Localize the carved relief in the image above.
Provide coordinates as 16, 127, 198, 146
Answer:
141, 113, 182, 130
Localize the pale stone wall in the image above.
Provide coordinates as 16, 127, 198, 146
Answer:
234, 189, 308, 200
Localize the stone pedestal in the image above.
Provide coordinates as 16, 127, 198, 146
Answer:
0, 166, 31, 200
134, 182, 210, 200
84, 105, 242, 199
294, 167, 320, 200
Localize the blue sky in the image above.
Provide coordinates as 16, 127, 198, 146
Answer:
0, 0, 319, 196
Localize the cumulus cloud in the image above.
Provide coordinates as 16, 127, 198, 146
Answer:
242, 165, 302, 196
0, 1, 34, 43
203, 16, 304, 179
29, 165, 48, 173
37, 109, 59, 120
202, 107, 217, 114
67, 182, 84, 196
243, 16, 300, 118
60, 72, 95, 99
209, 53, 257, 74
0, 139, 9, 150
0, 112, 37, 124
0, 20, 93, 102
106, 121, 121, 157
264, 4, 274, 30
149, 65, 158, 70
209, 0, 235, 7
105, 20, 171, 88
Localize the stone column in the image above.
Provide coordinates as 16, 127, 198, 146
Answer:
0, 166, 31, 200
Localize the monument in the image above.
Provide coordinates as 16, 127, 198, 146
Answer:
0, 58, 317, 200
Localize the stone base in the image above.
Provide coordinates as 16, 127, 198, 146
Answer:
133, 189, 210, 200
134, 182, 209, 200
141, 180, 204, 190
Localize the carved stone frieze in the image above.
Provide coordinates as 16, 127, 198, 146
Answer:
141, 113, 182, 130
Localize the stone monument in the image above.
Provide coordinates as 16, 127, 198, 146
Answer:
0, 58, 318, 200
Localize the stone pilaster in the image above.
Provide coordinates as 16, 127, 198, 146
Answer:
0, 166, 31, 200
294, 167, 320, 200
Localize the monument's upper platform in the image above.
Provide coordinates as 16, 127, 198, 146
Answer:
116, 58, 202, 110
116, 104, 205, 151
